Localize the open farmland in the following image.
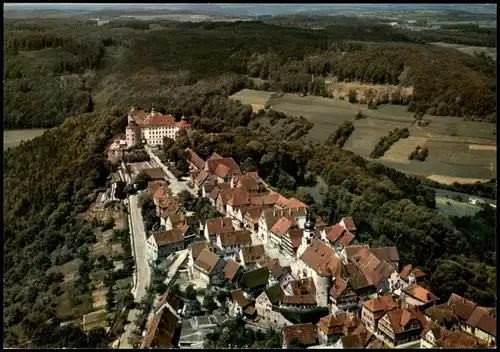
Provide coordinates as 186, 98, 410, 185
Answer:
4, 129, 46, 149
229, 89, 273, 105
262, 92, 496, 183
431, 42, 497, 60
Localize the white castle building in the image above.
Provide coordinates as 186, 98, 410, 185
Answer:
125, 104, 191, 148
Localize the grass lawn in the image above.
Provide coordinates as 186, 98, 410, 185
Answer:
4, 129, 46, 149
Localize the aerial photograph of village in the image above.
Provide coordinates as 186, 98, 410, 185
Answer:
3, 2, 497, 349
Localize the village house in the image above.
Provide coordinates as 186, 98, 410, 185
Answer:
289, 277, 317, 297
239, 267, 270, 295
317, 311, 361, 345
377, 306, 427, 347
322, 224, 355, 251
255, 284, 285, 324
192, 248, 226, 285
185, 148, 205, 172
419, 321, 446, 349
282, 323, 317, 348
463, 306, 496, 345
216, 188, 249, 215
239, 244, 267, 269
420, 321, 489, 349
339, 217, 357, 235
281, 294, 317, 309
268, 263, 294, 292
332, 327, 375, 349
204, 217, 234, 245
142, 167, 166, 181
230, 172, 267, 193
157, 197, 181, 223
258, 207, 307, 243
446, 293, 477, 324
242, 207, 265, 232
329, 277, 358, 313
370, 246, 400, 271
400, 284, 439, 311
148, 180, 168, 197
399, 264, 426, 286
126, 106, 191, 148
222, 259, 242, 283
360, 295, 399, 334
204, 152, 242, 184
216, 229, 252, 260
141, 304, 183, 348
298, 238, 344, 307
228, 289, 256, 318
107, 137, 128, 161
192, 170, 216, 194
206, 182, 231, 206
348, 273, 377, 305
187, 241, 213, 277
146, 229, 185, 263
282, 228, 303, 257
268, 216, 299, 248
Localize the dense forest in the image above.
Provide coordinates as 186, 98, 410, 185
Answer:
4, 18, 496, 129
3, 16, 496, 348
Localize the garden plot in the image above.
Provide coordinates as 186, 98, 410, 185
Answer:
380, 136, 429, 164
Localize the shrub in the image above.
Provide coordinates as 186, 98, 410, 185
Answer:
370, 127, 410, 158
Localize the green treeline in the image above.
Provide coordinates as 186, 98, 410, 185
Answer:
3, 19, 496, 129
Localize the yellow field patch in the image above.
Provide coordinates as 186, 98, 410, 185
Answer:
91, 288, 108, 310
469, 145, 497, 151
380, 136, 429, 164
427, 174, 490, 185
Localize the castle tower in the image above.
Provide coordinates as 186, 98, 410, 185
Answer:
297, 212, 315, 258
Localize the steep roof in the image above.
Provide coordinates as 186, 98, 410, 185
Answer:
344, 263, 360, 277
329, 277, 348, 299
435, 329, 489, 348
206, 156, 241, 177
282, 323, 317, 346
206, 217, 234, 236
240, 244, 267, 265
466, 306, 496, 336
261, 207, 307, 229
291, 277, 316, 296
340, 332, 373, 348
231, 289, 251, 308
400, 264, 427, 280
240, 267, 269, 289
142, 167, 165, 180
447, 293, 477, 321
351, 247, 381, 274
148, 181, 168, 196
325, 224, 345, 243
223, 259, 240, 281
283, 294, 317, 306
300, 239, 343, 277
218, 229, 252, 247
141, 306, 181, 348
317, 312, 360, 335
286, 229, 303, 250
402, 284, 439, 304
348, 273, 372, 291
244, 207, 265, 222
264, 284, 285, 305
152, 229, 184, 246
270, 217, 295, 237
336, 230, 355, 248
364, 260, 395, 287
340, 217, 356, 232
185, 148, 205, 170
194, 170, 210, 184
194, 249, 222, 275
362, 295, 398, 313
385, 307, 426, 334
270, 264, 290, 281
370, 246, 400, 262
191, 242, 213, 261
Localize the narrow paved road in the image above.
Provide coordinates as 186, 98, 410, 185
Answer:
129, 193, 150, 302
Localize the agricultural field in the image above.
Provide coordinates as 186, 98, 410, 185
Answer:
435, 197, 483, 218
4, 129, 46, 149
431, 42, 497, 60
229, 88, 273, 106
261, 92, 496, 183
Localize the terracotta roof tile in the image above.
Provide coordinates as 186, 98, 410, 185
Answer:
153, 185, 169, 200
291, 277, 317, 296
206, 157, 241, 177
153, 229, 184, 246
412, 267, 426, 279
362, 295, 398, 313
141, 306, 181, 348
270, 264, 289, 281
231, 289, 251, 307
185, 148, 205, 170
194, 249, 223, 274
206, 217, 234, 236
435, 329, 489, 348
344, 263, 360, 277
341, 217, 356, 232
336, 230, 355, 248
352, 247, 381, 273
370, 246, 400, 262
300, 239, 343, 277
244, 207, 266, 222
385, 308, 425, 334
148, 181, 167, 196
283, 323, 317, 346
142, 167, 165, 180
226, 189, 251, 207
325, 224, 345, 243
194, 170, 210, 184
283, 294, 317, 306
402, 284, 439, 304
317, 312, 360, 335
399, 264, 412, 279
364, 261, 395, 287
223, 259, 240, 281
240, 244, 267, 264
218, 229, 252, 247
348, 273, 372, 291
340, 332, 372, 348
244, 305, 256, 315
249, 193, 280, 206
282, 197, 308, 209
329, 277, 348, 299
286, 229, 303, 249
270, 217, 295, 237
208, 187, 220, 200
191, 242, 213, 261
466, 306, 496, 336
447, 293, 477, 321
261, 207, 307, 229
207, 152, 223, 161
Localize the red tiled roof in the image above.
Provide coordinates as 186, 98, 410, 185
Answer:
194, 170, 210, 184
141, 307, 181, 348
435, 329, 489, 349
352, 247, 381, 273
325, 224, 345, 243
400, 264, 427, 280
370, 246, 400, 262
153, 185, 169, 200
447, 293, 477, 321
218, 229, 252, 247
207, 152, 223, 161
283, 323, 317, 346
185, 148, 206, 170
206, 156, 241, 177
317, 312, 360, 335
283, 197, 308, 209
291, 277, 316, 296
402, 284, 439, 304
206, 217, 234, 236
194, 248, 222, 274
336, 230, 355, 247
286, 229, 303, 249
214, 163, 231, 178
148, 181, 167, 196
364, 261, 395, 287
142, 168, 165, 180
466, 306, 496, 336
223, 259, 240, 281
362, 295, 398, 313
282, 294, 317, 306
300, 239, 343, 277
329, 277, 348, 299
191, 242, 213, 261
341, 217, 356, 232
153, 229, 184, 246
249, 193, 279, 206
244, 207, 265, 222
344, 263, 360, 277
270, 217, 294, 237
